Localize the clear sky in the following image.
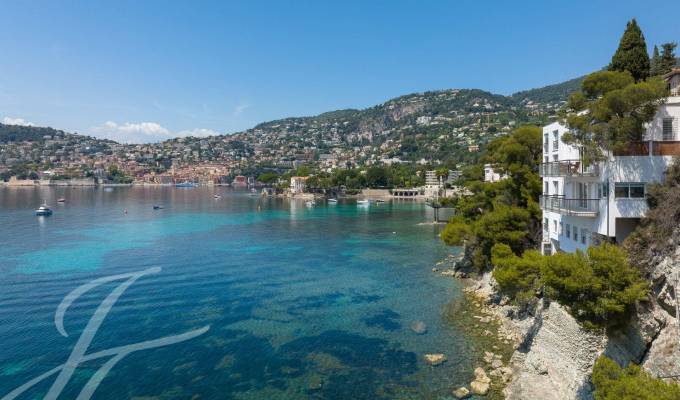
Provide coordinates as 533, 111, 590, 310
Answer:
1, 1, 679, 143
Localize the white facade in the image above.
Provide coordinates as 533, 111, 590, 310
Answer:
483, 164, 507, 183
541, 70, 680, 254
290, 176, 307, 194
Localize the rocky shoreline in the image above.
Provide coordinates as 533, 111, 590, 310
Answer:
434, 248, 680, 400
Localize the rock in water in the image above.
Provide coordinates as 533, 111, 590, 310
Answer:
452, 387, 471, 399
470, 380, 490, 395
410, 320, 428, 334
473, 367, 491, 383
424, 353, 447, 366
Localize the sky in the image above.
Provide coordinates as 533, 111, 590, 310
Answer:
1, 1, 679, 143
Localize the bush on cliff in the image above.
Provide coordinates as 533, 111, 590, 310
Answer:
491, 243, 542, 307
592, 355, 680, 400
490, 243, 647, 330
541, 243, 648, 330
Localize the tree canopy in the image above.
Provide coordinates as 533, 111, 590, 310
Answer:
564, 70, 667, 163
609, 19, 650, 81
592, 356, 680, 400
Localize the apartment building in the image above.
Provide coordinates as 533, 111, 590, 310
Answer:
540, 68, 680, 255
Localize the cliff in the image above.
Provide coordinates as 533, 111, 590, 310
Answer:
449, 248, 679, 399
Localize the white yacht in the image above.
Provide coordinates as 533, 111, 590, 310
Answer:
35, 203, 53, 216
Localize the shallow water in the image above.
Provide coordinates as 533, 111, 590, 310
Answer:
0, 186, 474, 399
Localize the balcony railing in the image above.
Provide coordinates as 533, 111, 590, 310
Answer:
540, 195, 600, 217
540, 160, 599, 177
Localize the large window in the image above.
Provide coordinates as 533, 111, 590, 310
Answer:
552, 130, 559, 150
615, 183, 646, 198
663, 118, 674, 141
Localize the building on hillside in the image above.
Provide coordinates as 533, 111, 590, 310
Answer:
540, 69, 680, 255
483, 164, 507, 183
290, 176, 308, 194
424, 170, 461, 198
232, 175, 247, 186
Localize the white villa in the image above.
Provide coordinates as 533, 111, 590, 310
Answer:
540, 68, 680, 255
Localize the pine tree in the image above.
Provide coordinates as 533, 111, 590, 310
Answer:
658, 42, 678, 75
609, 19, 650, 81
650, 45, 661, 76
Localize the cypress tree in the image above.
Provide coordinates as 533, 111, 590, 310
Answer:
650, 45, 661, 76
658, 42, 678, 75
609, 19, 650, 81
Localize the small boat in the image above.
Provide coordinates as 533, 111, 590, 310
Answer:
57, 198, 66, 203
175, 181, 197, 188
104, 187, 114, 192
153, 205, 164, 210
35, 203, 53, 216
328, 198, 338, 204
213, 194, 221, 199
375, 199, 386, 203
305, 200, 316, 207
357, 199, 369, 206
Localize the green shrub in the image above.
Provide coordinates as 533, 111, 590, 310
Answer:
592, 356, 680, 400
440, 218, 471, 246
541, 243, 648, 330
491, 243, 543, 306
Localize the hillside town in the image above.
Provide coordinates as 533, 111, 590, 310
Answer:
0, 87, 568, 188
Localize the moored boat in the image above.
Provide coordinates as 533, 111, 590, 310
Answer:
35, 203, 53, 216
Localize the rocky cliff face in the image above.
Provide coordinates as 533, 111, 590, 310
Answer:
461, 255, 679, 400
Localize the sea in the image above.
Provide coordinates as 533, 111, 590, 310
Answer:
0, 186, 476, 400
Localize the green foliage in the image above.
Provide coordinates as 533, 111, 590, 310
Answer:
441, 125, 542, 269
658, 42, 678, 76
541, 243, 647, 330
565, 70, 667, 163
650, 45, 662, 77
491, 244, 543, 307
365, 166, 389, 187
608, 19, 650, 81
592, 356, 680, 400
106, 165, 133, 184
295, 165, 311, 177
440, 217, 471, 246
256, 172, 278, 184
0, 124, 67, 143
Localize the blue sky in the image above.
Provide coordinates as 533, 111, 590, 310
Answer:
1, 1, 679, 143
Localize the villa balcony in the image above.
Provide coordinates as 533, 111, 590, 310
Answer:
539, 160, 599, 177
539, 195, 599, 217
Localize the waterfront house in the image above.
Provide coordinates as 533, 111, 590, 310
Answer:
540, 68, 680, 254
290, 176, 308, 194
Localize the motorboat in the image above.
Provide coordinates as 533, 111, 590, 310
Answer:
153, 205, 164, 210
328, 198, 338, 204
357, 199, 369, 206
375, 199, 386, 203
214, 194, 221, 199
175, 181, 197, 188
35, 203, 53, 216
305, 200, 316, 207
57, 198, 66, 203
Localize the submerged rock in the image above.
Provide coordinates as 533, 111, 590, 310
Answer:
452, 386, 471, 399
470, 380, 490, 395
424, 353, 447, 366
410, 320, 428, 335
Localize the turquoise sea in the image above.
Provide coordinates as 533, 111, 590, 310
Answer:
0, 187, 475, 399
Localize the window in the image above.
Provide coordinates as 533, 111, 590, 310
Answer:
559, 221, 563, 235
543, 242, 552, 255
615, 182, 646, 198
581, 229, 588, 245
544, 182, 548, 195
553, 220, 557, 233
573, 226, 578, 242
544, 134, 549, 153
544, 217, 549, 232
663, 118, 674, 141
553, 130, 559, 150
552, 181, 559, 195
552, 154, 558, 161
566, 224, 571, 238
